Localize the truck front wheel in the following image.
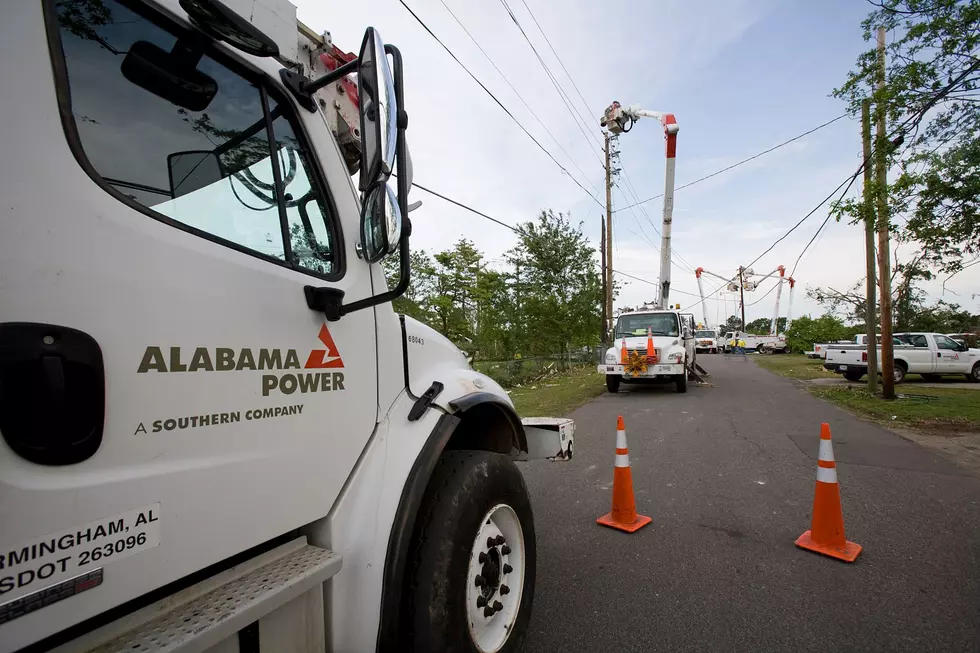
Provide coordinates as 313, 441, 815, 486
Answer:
405, 451, 536, 653
606, 375, 621, 393
675, 365, 688, 393
968, 362, 980, 383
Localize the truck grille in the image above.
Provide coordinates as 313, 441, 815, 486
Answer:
624, 347, 661, 360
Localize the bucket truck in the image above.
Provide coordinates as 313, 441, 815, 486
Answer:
598, 103, 704, 391
695, 267, 794, 353
0, 1, 575, 651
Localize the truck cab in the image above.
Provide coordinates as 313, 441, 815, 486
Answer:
694, 329, 721, 354
0, 2, 573, 651
598, 309, 695, 393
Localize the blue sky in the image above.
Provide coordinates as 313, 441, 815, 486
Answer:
295, 0, 979, 328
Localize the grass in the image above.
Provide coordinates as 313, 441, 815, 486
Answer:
808, 385, 980, 432
751, 354, 840, 381
508, 365, 606, 417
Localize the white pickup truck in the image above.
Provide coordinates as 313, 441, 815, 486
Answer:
824, 332, 980, 383
807, 335, 878, 359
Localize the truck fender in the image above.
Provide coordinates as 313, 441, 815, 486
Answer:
313, 388, 528, 652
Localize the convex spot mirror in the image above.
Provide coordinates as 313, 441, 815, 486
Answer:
361, 183, 402, 263
167, 150, 224, 198
357, 28, 398, 191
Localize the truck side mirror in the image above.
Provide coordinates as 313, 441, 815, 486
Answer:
357, 27, 397, 191
167, 150, 224, 198
360, 182, 402, 262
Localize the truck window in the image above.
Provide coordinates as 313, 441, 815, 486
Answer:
615, 313, 679, 338
695, 330, 715, 338
905, 335, 928, 348
934, 335, 961, 350
48, 0, 338, 277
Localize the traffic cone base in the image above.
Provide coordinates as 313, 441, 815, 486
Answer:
597, 511, 651, 533
795, 530, 862, 562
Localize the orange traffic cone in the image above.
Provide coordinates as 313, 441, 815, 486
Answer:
597, 416, 652, 533
646, 327, 656, 364
620, 337, 627, 364
795, 423, 862, 562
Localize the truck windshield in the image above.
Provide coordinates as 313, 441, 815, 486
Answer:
695, 330, 715, 338
615, 313, 679, 338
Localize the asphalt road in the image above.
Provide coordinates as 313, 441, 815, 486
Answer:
519, 355, 980, 653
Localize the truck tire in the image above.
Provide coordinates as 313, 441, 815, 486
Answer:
404, 451, 536, 653
893, 361, 907, 384
968, 363, 980, 383
675, 365, 688, 393
843, 370, 864, 382
606, 375, 621, 393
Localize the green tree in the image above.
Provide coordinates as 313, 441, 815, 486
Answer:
723, 315, 742, 331
833, 0, 980, 272
785, 314, 850, 354
507, 211, 601, 357
744, 317, 787, 335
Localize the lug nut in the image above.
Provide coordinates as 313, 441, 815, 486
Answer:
500, 585, 510, 595
495, 535, 505, 545
483, 606, 495, 618
503, 564, 513, 574
478, 552, 487, 564
475, 575, 485, 587
501, 545, 511, 555
493, 601, 504, 612
487, 537, 496, 548
476, 596, 487, 608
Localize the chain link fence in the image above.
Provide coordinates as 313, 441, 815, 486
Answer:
473, 346, 605, 388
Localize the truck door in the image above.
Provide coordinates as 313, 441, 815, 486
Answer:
0, 0, 377, 633
933, 334, 966, 374
680, 313, 697, 361
901, 334, 935, 374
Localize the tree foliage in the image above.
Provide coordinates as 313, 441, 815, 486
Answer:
833, 0, 980, 271
384, 210, 602, 360
744, 317, 787, 335
785, 315, 854, 353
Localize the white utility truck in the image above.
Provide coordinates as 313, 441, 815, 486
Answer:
0, 1, 575, 652
694, 329, 721, 354
598, 309, 697, 393
722, 332, 788, 354
824, 333, 980, 383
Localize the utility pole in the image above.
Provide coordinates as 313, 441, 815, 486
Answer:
600, 216, 608, 342
604, 132, 615, 339
876, 26, 895, 399
861, 99, 878, 394
738, 266, 746, 332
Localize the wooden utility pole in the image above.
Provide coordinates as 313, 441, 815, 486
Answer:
604, 132, 614, 341
600, 216, 608, 342
861, 99, 878, 394
876, 26, 895, 399
738, 266, 746, 332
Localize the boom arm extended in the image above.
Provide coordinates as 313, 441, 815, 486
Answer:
601, 102, 679, 308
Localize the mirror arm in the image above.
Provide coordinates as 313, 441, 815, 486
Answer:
305, 45, 411, 322
280, 59, 359, 113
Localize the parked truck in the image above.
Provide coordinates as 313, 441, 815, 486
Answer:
806, 334, 881, 359
824, 333, 980, 383
695, 329, 722, 354
0, 2, 575, 651
599, 308, 697, 393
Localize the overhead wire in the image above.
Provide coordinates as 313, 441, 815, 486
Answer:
614, 114, 849, 212
496, 0, 604, 162
395, 0, 603, 208
434, 0, 600, 196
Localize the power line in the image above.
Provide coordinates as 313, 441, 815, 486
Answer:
396, 0, 603, 208
745, 278, 781, 307
515, 0, 602, 147
496, 0, 603, 164
614, 114, 849, 212
434, 0, 600, 196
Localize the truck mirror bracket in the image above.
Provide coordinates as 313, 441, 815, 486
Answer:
304, 286, 345, 321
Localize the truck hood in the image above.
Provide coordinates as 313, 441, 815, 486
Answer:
401, 316, 513, 411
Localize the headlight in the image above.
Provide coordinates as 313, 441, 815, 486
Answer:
605, 353, 616, 363
667, 352, 684, 363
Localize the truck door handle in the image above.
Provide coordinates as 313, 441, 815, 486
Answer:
937, 352, 942, 358
0, 323, 105, 465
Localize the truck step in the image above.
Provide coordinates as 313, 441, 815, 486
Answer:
67, 538, 341, 653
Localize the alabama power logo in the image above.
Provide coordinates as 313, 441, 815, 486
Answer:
137, 324, 346, 396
